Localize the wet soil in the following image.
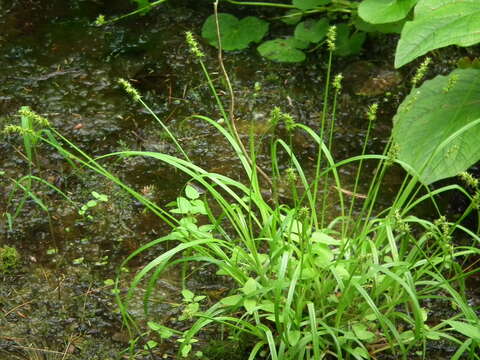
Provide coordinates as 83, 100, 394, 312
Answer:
1, 0, 479, 359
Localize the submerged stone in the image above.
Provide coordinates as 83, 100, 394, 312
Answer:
343, 61, 402, 96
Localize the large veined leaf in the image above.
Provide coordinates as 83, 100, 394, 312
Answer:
395, 0, 480, 68
392, 68, 480, 185
358, 0, 417, 24
294, 18, 329, 43
334, 24, 366, 57
201, 14, 269, 51
258, 37, 308, 62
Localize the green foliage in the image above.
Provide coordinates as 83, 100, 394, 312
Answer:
358, 0, 417, 24
394, 0, 480, 67
201, 14, 269, 51
392, 68, 480, 185
257, 37, 309, 62
354, 16, 404, 34
294, 18, 329, 43
0, 246, 20, 273
78, 191, 109, 219
334, 23, 366, 56
447, 320, 480, 341
198, 2, 361, 62
11, 19, 480, 360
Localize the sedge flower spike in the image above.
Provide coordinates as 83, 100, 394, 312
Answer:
118, 78, 141, 102
333, 73, 343, 92
326, 26, 337, 52
411, 57, 431, 88
185, 31, 205, 59
367, 103, 379, 122
19, 106, 50, 127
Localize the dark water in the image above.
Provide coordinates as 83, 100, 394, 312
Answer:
0, 1, 477, 359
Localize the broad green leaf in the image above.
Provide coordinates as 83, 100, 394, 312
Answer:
354, 16, 404, 34
92, 191, 108, 201
243, 298, 257, 313
287, 330, 301, 346
144, 340, 158, 349
392, 69, 480, 185
147, 321, 162, 331
399, 330, 415, 343
294, 18, 329, 43
420, 307, 428, 322
300, 267, 316, 279
258, 38, 307, 62
258, 300, 275, 313
86, 200, 97, 208
334, 24, 366, 56
358, 0, 417, 24
241, 277, 258, 295
352, 323, 375, 341
103, 278, 114, 286
175, 197, 191, 214
293, 0, 330, 10
202, 14, 269, 51
185, 185, 199, 200
332, 264, 350, 279
311, 231, 340, 245
191, 199, 207, 215
446, 320, 480, 340
395, 0, 480, 67
182, 289, 195, 302
351, 347, 369, 359
220, 294, 243, 306
312, 243, 333, 267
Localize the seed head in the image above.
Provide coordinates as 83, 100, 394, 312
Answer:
386, 143, 399, 167
333, 73, 343, 92
411, 57, 431, 88
3, 125, 35, 136
326, 26, 337, 52
18, 106, 50, 127
459, 171, 479, 189
118, 78, 141, 102
443, 74, 458, 93
367, 103, 378, 122
185, 31, 205, 59
95, 14, 106, 26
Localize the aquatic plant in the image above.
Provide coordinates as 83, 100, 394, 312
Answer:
0, 245, 19, 273
5, 12, 480, 360
10, 34, 480, 360
114, 26, 480, 358
393, 0, 480, 67
99, 0, 480, 67
392, 67, 480, 186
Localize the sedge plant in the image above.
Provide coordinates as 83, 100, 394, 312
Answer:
4, 25, 480, 360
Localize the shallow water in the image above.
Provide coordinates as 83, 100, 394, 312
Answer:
0, 1, 477, 359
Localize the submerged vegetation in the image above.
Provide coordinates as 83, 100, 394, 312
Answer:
2, 0, 480, 359
0, 245, 19, 274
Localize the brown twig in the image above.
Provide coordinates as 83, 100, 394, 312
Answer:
3, 300, 33, 318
